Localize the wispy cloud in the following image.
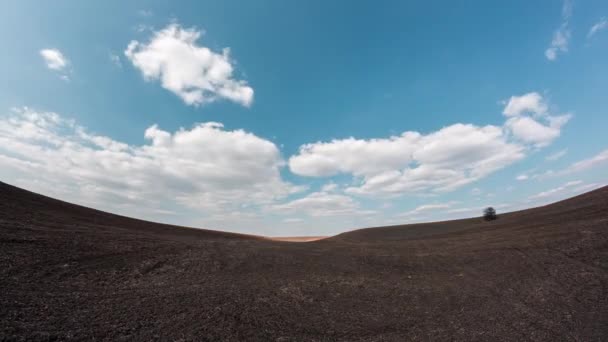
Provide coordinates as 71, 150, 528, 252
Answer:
588, 17, 608, 39
270, 191, 375, 218
527, 181, 606, 205
529, 180, 582, 200
546, 149, 567, 161
109, 52, 122, 67
137, 9, 153, 17
397, 202, 459, 221
545, 0, 573, 61
562, 148, 608, 174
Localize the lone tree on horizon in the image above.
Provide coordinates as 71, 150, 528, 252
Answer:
483, 207, 497, 221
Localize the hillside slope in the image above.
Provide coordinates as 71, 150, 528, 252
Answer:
331, 185, 608, 242
0, 181, 258, 242
1, 181, 607, 341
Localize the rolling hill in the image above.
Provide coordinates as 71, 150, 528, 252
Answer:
1, 181, 607, 341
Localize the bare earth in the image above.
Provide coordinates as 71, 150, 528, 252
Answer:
1, 181, 607, 341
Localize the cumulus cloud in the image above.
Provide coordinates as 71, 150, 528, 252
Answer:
125, 23, 254, 107
588, 17, 608, 39
290, 123, 525, 197
545, 0, 573, 61
502, 92, 548, 117
289, 92, 568, 197
289, 132, 421, 177
504, 115, 570, 147
503, 92, 571, 147
0, 108, 294, 222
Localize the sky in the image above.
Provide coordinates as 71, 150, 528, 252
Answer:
1, 0, 607, 236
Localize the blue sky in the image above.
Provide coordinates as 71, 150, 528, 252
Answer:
1, 0, 607, 236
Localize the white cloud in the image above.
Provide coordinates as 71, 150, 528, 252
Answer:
503, 92, 571, 147
544, 49, 557, 61
40, 48, 71, 80
546, 148, 567, 161
588, 17, 608, 39
545, 0, 572, 61
289, 132, 421, 177
399, 202, 453, 217
563, 148, 608, 174
505, 114, 570, 147
502, 92, 548, 117
270, 191, 375, 217
529, 180, 583, 200
40, 48, 69, 71
0, 108, 295, 224
410, 203, 452, 212
125, 23, 254, 107
521, 181, 606, 210
545, 29, 570, 61
321, 182, 338, 192
516, 174, 529, 181
394, 201, 475, 223
289, 92, 568, 197
446, 207, 477, 215
571, 182, 604, 193
290, 124, 525, 197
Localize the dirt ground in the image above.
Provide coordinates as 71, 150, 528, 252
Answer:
1, 181, 607, 341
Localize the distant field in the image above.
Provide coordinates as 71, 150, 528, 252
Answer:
269, 236, 328, 242
1, 181, 607, 341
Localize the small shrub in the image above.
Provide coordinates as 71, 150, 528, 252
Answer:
483, 207, 497, 221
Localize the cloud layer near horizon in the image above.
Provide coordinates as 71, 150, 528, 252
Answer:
0, 91, 588, 233
0, 108, 292, 221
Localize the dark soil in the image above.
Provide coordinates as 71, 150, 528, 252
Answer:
1, 181, 607, 341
